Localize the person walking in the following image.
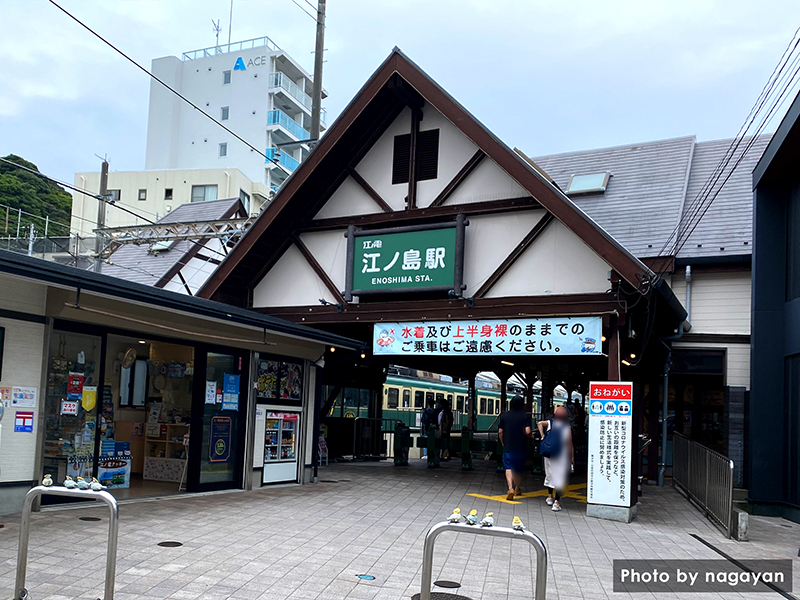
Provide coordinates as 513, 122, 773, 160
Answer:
538, 406, 573, 512
420, 398, 437, 458
498, 395, 532, 500
438, 400, 454, 461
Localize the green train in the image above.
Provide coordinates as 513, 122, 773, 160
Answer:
381, 374, 537, 430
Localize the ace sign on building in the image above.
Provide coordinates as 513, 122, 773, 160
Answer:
588, 382, 633, 507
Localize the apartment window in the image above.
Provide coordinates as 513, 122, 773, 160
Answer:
221, 106, 229, 121
108, 189, 120, 203
191, 185, 218, 203
164, 188, 173, 200
223, 70, 231, 85
392, 128, 440, 184
137, 189, 147, 201
239, 189, 250, 212
219, 143, 227, 157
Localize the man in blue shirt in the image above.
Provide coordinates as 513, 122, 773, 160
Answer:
498, 395, 532, 500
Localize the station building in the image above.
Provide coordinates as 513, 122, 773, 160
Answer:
197, 49, 689, 518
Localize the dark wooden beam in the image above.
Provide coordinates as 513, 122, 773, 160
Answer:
298, 196, 539, 232
407, 108, 420, 210
429, 150, 485, 208
474, 213, 554, 298
291, 235, 346, 305
254, 292, 618, 324
347, 167, 392, 213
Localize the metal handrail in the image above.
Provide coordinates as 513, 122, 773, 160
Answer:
15, 486, 119, 600
420, 521, 547, 600
672, 432, 734, 538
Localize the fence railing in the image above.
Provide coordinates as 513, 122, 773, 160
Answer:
672, 432, 734, 537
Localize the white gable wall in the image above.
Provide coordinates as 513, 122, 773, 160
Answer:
299, 230, 349, 292
314, 176, 383, 220
252, 244, 338, 307
444, 157, 529, 205
486, 219, 612, 297
355, 107, 411, 211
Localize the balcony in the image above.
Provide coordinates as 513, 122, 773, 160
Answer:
268, 72, 326, 125
182, 36, 280, 61
267, 109, 310, 141
265, 148, 300, 172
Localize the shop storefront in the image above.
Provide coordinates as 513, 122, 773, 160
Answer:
0, 251, 363, 515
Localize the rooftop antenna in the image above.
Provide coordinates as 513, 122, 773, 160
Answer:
228, 0, 233, 45
212, 19, 221, 46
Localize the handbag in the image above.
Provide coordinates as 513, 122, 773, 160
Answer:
539, 420, 562, 458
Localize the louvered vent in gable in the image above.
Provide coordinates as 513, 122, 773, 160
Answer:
392, 129, 440, 184
417, 129, 439, 181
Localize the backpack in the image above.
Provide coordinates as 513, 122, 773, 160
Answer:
421, 408, 435, 429
539, 420, 562, 459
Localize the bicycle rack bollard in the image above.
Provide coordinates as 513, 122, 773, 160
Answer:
420, 521, 547, 600
15, 485, 119, 600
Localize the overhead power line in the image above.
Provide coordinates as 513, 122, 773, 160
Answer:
48, 0, 272, 164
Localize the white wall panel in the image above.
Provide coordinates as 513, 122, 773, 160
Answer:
670, 270, 751, 334
252, 244, 337, 307
299, 229, 349, 291
416, 108, 480, 208
313, 175, 382, 220
442, 156, 529, 205
356, 107, 411, 211
0, 275, 45, 315
486, 219, 611, 297
0, 317, 45, 482
462, 211, 547, 297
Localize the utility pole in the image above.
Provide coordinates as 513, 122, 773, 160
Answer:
228, 0, 233, 45
94, 159, 109, 273
27, 223, 34, 257
309, 0, 326, 142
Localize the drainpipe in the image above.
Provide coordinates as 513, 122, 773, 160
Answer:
685, 266, 692, 329
658, 320, 685, 486
225, 171, 231, 198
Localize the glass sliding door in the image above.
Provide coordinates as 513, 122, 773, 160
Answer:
195, 350, 246, 489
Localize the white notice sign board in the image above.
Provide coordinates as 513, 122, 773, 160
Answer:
587, 381, 633, 507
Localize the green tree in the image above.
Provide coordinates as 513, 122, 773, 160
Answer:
0, 154, 73, 237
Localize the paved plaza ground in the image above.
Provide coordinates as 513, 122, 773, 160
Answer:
1, 459, 798, 600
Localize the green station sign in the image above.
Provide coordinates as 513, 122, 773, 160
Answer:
345, 218, 466, 298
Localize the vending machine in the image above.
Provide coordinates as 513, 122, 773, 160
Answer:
261, 412, 300, 484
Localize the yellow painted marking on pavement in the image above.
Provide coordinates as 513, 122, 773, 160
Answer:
468, 483, 587, 505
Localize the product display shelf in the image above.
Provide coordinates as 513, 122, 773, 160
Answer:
143, 423, 189, 482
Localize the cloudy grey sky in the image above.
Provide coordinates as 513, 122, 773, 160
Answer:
1, 0, 799, 187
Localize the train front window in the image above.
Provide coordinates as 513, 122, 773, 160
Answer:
402, 389, 411, 408
480, 397, 486, 414
387, 388, 399, 408
414, 391, 424, 408
496, 401, 500, 415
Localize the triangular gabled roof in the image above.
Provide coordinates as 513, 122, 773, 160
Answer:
198, 48, 658, 303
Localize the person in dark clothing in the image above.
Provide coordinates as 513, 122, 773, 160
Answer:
498, 395, 532, 500
420, 398, 436, 458
438, 400, 454, 460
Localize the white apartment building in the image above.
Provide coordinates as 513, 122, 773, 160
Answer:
71, 167, 268, 237
145, 36, 326, 191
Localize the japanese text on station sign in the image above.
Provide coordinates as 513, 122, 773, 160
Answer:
588, 381, 633, 507
352, 228, 456, 293
373, 317, 602, 356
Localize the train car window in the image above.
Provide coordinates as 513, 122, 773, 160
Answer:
488, 398, 494, 414
425, 391, 434, 406
456, 395, 464, 411
387, 388, 399, 408
496, 401, 501, 415
435, 393, 444, 405
446, 394, 453, 404
480, 397, 486, 414
414, 391, 424, 408
402, 389, 411, 408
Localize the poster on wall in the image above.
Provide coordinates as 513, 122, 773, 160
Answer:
256, 360, 279, 399
205, 381, 217, 405
280, 363, 302, 401
81, 386, 97, 412
11, 386, 37, 408
60, 399, 79, 416
14, 411, 34, 432
587, 381, 633, 508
